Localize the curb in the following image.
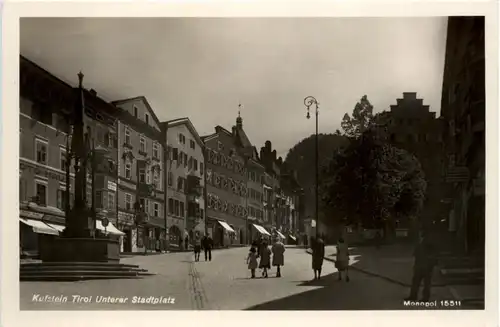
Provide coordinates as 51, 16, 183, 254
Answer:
305, 250, 450, 288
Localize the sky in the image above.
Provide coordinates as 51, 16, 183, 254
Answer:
20, 17, 448, 158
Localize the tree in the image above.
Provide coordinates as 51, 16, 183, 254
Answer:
320, 128, 427, 232
340, 95, 375, 138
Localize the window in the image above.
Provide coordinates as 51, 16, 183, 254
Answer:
184, 153, 188, 167
35, 181, 47, 206
194, 159, 198, 171
56, 189, 66, 210
190, 140, 195, 149
125, 162, 132, 179
35, 139, 48, 165
174, 200, 180, 216
140, 137, 146, 152
200, 209, 204, 220
172, 148, 178, 160
153, 172, 159, 189
125, 193, 132, 210
60, 148, 67, 170
153, 143, 159, 159
200, 163, 204, 175
179, 133, 186, 144
125, 128, 131, 145
168, 198, 174, 215
139, 198, 146, 212
188, 157, 193, 170
168, 172, 173, 186
95, 191, 103, 209
139, 168, 146, 183
154, 203, 159, 217
177, 177, 184, 191
145, 113, 150, 125
134, 106, 138, 117
180, 202, 185, 218
108, 192, 115, 211
146, 170, 151, 184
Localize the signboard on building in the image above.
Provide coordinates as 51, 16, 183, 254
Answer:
108, 181, 117, 191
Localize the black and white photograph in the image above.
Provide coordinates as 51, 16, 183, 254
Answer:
1, 1, 498, 326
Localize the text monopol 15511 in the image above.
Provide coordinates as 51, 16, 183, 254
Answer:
403, 300, 462, 308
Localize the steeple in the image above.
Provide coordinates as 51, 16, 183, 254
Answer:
236, 103, 243, 128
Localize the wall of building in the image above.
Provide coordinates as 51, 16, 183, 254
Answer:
440, 16, 485, 254
204, 127, 248, 246
164, 121, 206, 247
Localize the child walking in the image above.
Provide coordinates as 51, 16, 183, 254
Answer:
247, 247, 258, 278
259, 241, 271, 278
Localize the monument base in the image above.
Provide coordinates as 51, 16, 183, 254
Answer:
40, 236, 120, 263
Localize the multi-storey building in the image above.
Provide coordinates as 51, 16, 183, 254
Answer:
160, 118, 205, 249
112, 96, 166, 253
383, 92, 446, 237
202, 124, 248, 247
232, 113, 267, 243
440, 17, 485, 254
19, 56, 123, 256
259, 141, 283, 238
262, 171, 274, 231
280, 167, 302, 243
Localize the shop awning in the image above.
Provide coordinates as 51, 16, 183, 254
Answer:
276, 231, 286, 239
45, 223, 65, 233
217, 220, 236, 233
252, 224, 271, 236
20, 218, 59, 236
289, 235, 297, 241
96, 220, 125, 236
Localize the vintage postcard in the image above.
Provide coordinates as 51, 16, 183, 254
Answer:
1, 1, 498, 327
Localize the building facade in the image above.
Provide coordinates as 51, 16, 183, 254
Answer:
19, 56, 122, 256
440, 17, 485, 254
161, 118, 205, 249
203, 125, 248, 247
384, 92, 446, 236
231, 114, 267, 243
113, 96, 166, 253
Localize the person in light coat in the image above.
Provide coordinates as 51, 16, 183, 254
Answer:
272, 238, 286, 277
335, 237, 350, 282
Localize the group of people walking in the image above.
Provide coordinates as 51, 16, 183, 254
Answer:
311, 236, 350, 281
247, 237, 286, 278
193, 232, 214, 262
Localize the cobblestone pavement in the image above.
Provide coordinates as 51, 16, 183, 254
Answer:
20, 247, 469, 310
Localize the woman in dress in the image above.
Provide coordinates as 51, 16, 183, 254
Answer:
335, 237, 350, 282
259, 241, 271, 278
312, 237, 325, 280
272, 237, 286, 277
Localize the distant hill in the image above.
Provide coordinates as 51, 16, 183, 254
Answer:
284, 133, 348, 190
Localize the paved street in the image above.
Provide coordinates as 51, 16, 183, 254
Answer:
21, 246, 465, 310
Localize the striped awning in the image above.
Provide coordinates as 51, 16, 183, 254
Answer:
20, 218, 59, 236
252, 224, 271, 236
217, 220, 236, 233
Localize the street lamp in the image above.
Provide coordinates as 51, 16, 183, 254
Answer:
304, 96, 320, 239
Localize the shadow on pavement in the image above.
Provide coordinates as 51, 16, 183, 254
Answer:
245, 270, 403, 310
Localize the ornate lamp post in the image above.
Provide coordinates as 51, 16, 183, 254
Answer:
304, 96, 320, 239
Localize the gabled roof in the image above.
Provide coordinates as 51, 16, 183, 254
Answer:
161, 117, 204, 148
112, 96, 162, 128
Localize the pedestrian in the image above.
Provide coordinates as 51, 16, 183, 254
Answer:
202, 234, 213, 261
259, 241, 271, 278
247, 246, 258, 278
312, 237, 325, 280
335, 237, 350, 282
184, 235, 189, 250
193, 233, 202, 262
272, 237, 286, 277
405, 229, 438, 302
